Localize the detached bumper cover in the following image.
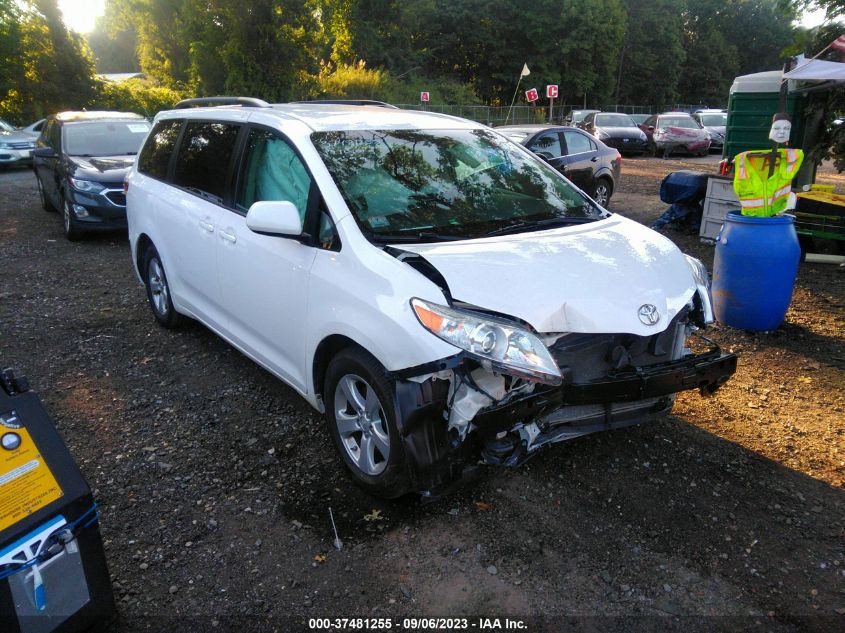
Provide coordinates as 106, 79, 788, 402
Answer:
474, 346, 737, 432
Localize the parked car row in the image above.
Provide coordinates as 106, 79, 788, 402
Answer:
15, 99, 736, 499
561, 108, 726, 158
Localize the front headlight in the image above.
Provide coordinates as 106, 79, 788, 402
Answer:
411, 298, 562, 385
684, 255, 714, 324
0, 142, 11, 150
69, 177, 106, 194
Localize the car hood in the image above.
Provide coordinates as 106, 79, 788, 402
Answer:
658, 126, 708, 141
599, 126, 645, 138
0, 130, 37, 144
394, 216, 696, 336
68, 155, 135, 181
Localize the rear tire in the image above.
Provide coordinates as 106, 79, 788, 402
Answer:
592, 178, 613, 207
143, 246, 185, 329
324, 347, 411, 498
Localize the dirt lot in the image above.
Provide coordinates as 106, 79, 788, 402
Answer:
1, 156, 844, 633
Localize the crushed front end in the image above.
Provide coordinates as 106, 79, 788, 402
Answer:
390, 295, 737, 498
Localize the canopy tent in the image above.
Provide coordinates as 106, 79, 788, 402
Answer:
783, 59, 845, 93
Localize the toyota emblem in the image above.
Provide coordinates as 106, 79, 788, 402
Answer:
638, 304, 660, 326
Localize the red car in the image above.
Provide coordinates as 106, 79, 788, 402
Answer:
639, 112, 711, 158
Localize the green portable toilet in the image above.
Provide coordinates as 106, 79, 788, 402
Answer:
724, 70, 807, 160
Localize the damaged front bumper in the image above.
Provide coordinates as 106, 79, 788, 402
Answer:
391, 341, 737, 497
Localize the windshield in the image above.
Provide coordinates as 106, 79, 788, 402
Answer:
699, 113, 727, 126
311, 128, 605, 241
64, 120, 151, 156
595, 114, 636, 127
0, 119, 15, 133
660, 116, 699, 129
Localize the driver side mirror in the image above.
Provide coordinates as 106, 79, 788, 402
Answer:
246, 200, 304, 238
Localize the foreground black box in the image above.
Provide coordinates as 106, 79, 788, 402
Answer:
0, 369, 114, 633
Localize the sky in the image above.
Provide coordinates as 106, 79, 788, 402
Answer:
58, 0, 105, 34
57, 0, 830, 35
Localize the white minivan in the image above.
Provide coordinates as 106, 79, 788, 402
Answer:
126, 98, 736, 498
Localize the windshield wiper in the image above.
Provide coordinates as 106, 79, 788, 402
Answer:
369, 231, 465, 243
481, 216, 595, 237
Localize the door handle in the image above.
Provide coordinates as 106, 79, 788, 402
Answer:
219, 230, 237, 244
199, 220, 214, 233
590, 156, 598, 162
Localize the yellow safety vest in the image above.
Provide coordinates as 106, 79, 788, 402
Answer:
733, 148, 803, 217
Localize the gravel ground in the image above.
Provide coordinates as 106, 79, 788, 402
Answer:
1, 156, 844, 633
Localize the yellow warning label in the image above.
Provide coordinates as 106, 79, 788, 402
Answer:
0, 427, 63, 533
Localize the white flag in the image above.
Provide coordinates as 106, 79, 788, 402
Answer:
520, 63, 530, 77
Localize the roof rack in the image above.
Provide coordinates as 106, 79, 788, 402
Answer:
289, 99, 398, 109
174, 97, 271, 109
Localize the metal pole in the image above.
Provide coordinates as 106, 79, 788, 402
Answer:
505, 76, 524, 126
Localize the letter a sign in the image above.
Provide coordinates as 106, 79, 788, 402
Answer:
525, 88, 539, 103
420, 92, 430, 102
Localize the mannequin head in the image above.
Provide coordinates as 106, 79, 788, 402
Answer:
769, 113, 792, 144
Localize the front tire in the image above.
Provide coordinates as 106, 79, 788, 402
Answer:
143, 246, 185, 329
37, 176, 55, 212
324, 348, 411, 498
62, 196, 82, 241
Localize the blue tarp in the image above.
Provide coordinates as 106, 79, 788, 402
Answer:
652, 170, 710, 230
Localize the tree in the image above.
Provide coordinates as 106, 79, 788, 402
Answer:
0, 0, 96, 123
86, 1, 141, 73
616, 0, 686, 108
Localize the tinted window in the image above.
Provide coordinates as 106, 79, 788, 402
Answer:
63, 120, 151, 156
563, 130, 595, 154
236, 128, 312, 220
643, 116, 656, 128
138, 119, 182, 180
173, 121, 240, 200
528, 132, 563, 158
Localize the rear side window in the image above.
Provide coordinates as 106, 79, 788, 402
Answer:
138, 120, 182, 180
563, 130, 595, 154
172, 121, 240, 200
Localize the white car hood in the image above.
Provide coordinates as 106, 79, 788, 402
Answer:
395, 216, 696, 336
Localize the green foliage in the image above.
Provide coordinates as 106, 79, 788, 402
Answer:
677, 0, 797, 105
89, 78, 186, 118
616, 0, 686, 107
0, 0, 96, 124
86, 1, 140, 73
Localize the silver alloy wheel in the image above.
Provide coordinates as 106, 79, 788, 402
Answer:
147, 257, 170, 317
594, 182, 610, 207
333, 374, 389, 476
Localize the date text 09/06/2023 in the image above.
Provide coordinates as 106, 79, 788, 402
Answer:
308, 617, 529, 630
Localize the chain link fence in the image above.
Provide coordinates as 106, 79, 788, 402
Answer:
393, 103, 715, 126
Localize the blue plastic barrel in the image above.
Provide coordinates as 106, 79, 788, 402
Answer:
711, 212, 800, 331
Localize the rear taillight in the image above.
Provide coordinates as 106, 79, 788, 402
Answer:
123, 178, 129, 194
